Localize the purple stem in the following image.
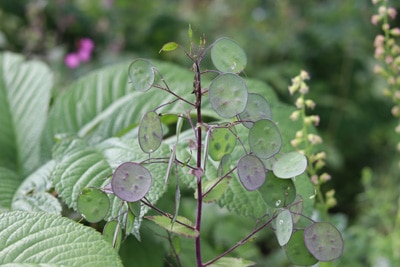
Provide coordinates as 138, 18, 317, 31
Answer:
194, 60, 203, 267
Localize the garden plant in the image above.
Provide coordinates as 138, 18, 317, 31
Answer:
0, 27, 344, 266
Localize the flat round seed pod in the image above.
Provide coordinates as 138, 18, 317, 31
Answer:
304, 222, 344, 261
211, 37, 247, 73
128, 59, 155, 92
237, 154, 266, 191
275, 209, 293, 246
209, 73, 248, 118
238, 93, 272, 128
111, 162, 152, 202
208, 125, 236, 161
77, 187, 110, 223
139, 111, 163, 153
260, 173, 296, 208
273, 152, 307, 178
248, 119, 282, 159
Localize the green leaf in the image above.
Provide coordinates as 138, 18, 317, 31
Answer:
292, 173, 316, 220
208, 257, 255, 267
103, 220, 123, 250
52, 138, 112, 211
188, 24, 193, 40
211, 37, 247, 73
159, 42, 179, 53
0, 264, 60, 267
124, 209, 135, 235
273, 152, 307, 178
200, 177, 230, 203
53, 134, 170, 237
0, 52, 52, 176
41, 61, 196, 157
218, 176, 268, 218
12, 193, 61, 215
0, 210, 123, 266
286, 230, 318, 266
146, 215, 199, 238
0, 167, 20, 211
12, 160, 61, 214
128, 201, 141, 217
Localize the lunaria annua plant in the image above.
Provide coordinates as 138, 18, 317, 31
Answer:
77, 30, 343, 266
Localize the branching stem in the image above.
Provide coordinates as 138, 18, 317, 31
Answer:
203, 214, 278, 266
193, 60, 204, 267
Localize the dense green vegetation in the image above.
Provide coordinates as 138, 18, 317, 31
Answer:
0, 1, 399, 266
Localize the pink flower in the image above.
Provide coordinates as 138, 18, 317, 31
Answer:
64, 37, 95, 68
78, 49, 91, 62
79, 38, 94, 53
374, 35, 385, 47
388, 7, 397, 19
64, 53, 80, 68
372, 0, 379, 6
374, 46, 385, 59
391, 28, 400, 37
371, 14, 380, 25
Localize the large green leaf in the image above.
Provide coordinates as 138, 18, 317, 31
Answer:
0, 210, 123, 266
41, 60, 196, 156
0, 52, 52, 176
52, 135, 170, 224
0, 167, 20, 212
52, 138, 112, 211
0, 264, 60, 267
12, 160, 61, 214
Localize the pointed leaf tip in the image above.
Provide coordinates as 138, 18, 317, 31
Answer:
159, 42, 179, 53
146, 215, 199, 238
188, 25, 193, 39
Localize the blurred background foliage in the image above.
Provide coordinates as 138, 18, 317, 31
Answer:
1, 0, 400, 266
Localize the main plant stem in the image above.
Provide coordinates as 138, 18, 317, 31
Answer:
194, 61, 203, 267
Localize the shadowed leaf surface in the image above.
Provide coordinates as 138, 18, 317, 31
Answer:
0, 211, 123, 266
